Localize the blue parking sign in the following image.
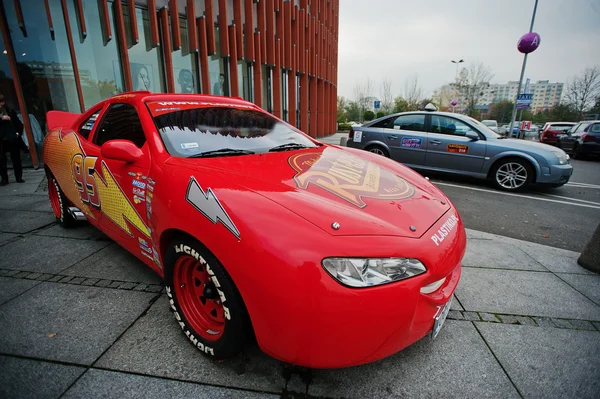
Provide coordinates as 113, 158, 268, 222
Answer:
374, 101, 381, 109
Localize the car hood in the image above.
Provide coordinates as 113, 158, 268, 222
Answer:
489, 137, 560, 153
169, 146, 451, 237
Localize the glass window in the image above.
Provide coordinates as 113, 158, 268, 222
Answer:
94, 103, 146, 148
171, 16, 199, 93
589, 124, 600, 133
575, 124, 589, 133
209, 26, 228, 95
282, 70, 288, 121
390, 114, 425, 132
126, 8, 164, 92
238, 60, 252, 101
371, 117, 394, 128
4, 0, 80, 131
430, 115, 474, 136
148, 104, 317, 157
79, 109, 102, 140
67, 1, 124, 109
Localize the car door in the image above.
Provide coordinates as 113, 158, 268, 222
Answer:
380, 114, 428, 166
84, 103, 152, 253
425, 114, 486, 174
560, 123, 588, 151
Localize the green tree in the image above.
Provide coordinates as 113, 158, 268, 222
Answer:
489, 100, 514, 124
393, 97, 408, 113
363, 110, 375, 121
376, 111, 385, 118
344, 101, 362, 122
337, 96, 347, 123
533, 104, 580, 124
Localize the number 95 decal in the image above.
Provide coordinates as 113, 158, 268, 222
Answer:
72, 154, 100, 208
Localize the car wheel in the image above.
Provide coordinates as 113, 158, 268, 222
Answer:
165, 237, 250, 360
490, 158, 533, 192
571, 143, 582, 160
47, 176, 77, 227
365, 145, 389, 157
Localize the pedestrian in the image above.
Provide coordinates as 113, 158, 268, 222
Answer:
0, 94, 26, 185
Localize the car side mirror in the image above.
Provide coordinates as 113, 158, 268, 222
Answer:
101, 140, 143, 163
465, 131, 479, 141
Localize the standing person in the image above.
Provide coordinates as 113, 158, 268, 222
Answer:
213, 73, 226, 96
0, 94, 25, 185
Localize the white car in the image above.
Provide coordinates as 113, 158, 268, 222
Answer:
481, 120, 499, 133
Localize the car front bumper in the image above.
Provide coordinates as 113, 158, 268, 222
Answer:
249, 211, 467, 368
537, 163, 573, 185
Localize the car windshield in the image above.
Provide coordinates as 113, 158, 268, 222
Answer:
482, 121, 496, 127
148, 102, 317, 157
464, 116, 501, 138
548, 124, 574, 132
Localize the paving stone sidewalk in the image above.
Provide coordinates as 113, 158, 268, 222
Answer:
0, 168, 598, 399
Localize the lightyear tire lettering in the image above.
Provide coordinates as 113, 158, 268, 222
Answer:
48, 175, 78, 228
165, 237, 250, 360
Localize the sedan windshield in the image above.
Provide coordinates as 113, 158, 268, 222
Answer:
464, 116, 501, 138
150, 104, 317, 157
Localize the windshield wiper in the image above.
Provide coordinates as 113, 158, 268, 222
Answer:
268, 143, 312, 152
187, 148, 255, 158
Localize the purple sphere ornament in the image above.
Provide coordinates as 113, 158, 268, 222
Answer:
451, 99, 458, 106
517, 32, 541, 54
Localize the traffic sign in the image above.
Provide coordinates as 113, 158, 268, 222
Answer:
521, 120, 532, 130
374, 100, 381, 109
516, 94, 532, 110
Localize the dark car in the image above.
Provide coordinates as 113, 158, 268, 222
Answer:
557, 121, 600, 159
539, 122, 576, 145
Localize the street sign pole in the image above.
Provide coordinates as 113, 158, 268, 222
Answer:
508, 0, 539, 138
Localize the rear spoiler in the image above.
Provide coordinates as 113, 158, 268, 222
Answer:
47, 110, 81, 131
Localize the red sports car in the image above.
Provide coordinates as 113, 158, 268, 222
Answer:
43, 92, 466, 368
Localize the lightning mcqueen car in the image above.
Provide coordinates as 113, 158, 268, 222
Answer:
43, 92, 466, 368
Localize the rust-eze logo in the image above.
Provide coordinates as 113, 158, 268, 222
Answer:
288, 151, 415, 208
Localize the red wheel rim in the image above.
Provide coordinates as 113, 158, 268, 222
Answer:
173, 255, 225, 340
48, 179, 61, 219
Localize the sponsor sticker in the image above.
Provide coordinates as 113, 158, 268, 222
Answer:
181, 142, 200, 149
147, 178, 155, 185
128, 172, 147, 180
132, 180, 146, 189
431, 214, 460, 246
140, 244, 152, 254
401, 137, 422, 148
140, 250, 154, 260
133, 195, 145, 204
138, 237, 149, 247
133, 188, 145, 196
353, 131, 362, 143
447, 144, 468, 154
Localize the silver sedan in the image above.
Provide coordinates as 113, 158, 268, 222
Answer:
346, 111, 573, 191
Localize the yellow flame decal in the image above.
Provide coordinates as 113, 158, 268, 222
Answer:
43, 129, 95, 219
95, 161, 150, 238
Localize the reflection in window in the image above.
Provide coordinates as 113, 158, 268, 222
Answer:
238, 60, 252, 101
282, 70, 288, 121
209, 26, 228, 95
4, 0, 80, 132
67, 1, 123, 109
126, 8, 164, 92
172, 17, 199, 93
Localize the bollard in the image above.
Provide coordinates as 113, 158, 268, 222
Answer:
340, 137, 348, 147
578, 222, 600, 274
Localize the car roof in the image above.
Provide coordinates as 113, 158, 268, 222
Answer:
106, 91, 261, 110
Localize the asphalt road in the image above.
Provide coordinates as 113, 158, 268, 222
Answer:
426, 158, 600, 252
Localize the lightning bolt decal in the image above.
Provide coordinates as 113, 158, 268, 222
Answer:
186, 177, 240, 240
95, 161, 150, 238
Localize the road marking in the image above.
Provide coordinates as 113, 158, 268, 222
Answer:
566, 182, 600, 189
433, 181, 600, 210
539, 193, 600, 206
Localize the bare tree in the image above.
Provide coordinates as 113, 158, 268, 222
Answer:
565, 66, 600, 115
404, 75, 423, 111
455, 63, 494, 116
380, 78, 394, 114
353, 77, 374, 121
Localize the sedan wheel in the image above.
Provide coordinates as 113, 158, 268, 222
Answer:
366, 146, 389, 157
492, 159, 532, 191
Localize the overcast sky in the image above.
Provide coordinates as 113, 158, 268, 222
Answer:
337, 0, 600, 100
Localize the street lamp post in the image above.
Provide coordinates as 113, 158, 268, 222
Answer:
508, 0, 540, 138
451, 59, 464, 82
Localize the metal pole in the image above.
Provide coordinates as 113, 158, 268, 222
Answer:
508, 0, 538, 138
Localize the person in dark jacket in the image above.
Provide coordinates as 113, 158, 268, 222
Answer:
0, 94, 26, 185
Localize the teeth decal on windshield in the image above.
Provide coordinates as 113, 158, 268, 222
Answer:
186, 177, 240, 240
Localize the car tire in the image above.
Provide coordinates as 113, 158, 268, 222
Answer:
365, 145, 389, 157
165, 237, 250, 360
490, 158, 533, 192
571, 143, 582, 160
47, 176, 77, 227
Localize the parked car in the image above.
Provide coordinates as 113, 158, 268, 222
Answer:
539, 122, 576, 145
42, 92, 466, 368
481, 120, 499, 133
557, 121, 600, 158
346, 111, 573, 191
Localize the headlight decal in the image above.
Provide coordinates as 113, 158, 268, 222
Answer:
322, 258, 426, 288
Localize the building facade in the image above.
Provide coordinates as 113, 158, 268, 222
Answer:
0, 0, 339, 167
435, 80, 564, 116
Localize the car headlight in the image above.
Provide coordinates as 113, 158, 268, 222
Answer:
551, 150, 569, 165
322, 258, 426, 288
